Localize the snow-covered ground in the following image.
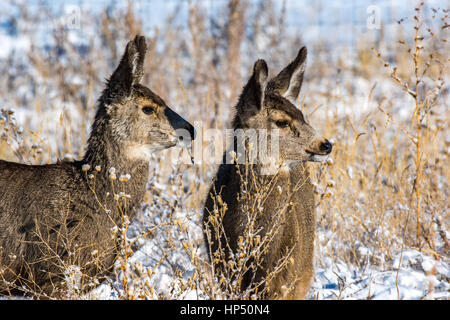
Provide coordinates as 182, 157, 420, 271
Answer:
313, 248, 449, 300
83, 165, 449, 300
85, 205, 449, 300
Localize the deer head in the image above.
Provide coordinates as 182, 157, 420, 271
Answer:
233, 46, 332, 166
95, 35, 195, 162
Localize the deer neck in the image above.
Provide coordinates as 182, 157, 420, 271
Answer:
255, 161, 311, 195
228, 128, 312, 199
82, 118, 150, 215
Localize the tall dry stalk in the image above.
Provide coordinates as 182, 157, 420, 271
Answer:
226, 0, 246, 103
374, 1, 448, 249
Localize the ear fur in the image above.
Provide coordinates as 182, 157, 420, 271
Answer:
104, 35, 147, 104
252, 59, 269, 109
236, 59, 268, 119
267, 46, 307, 105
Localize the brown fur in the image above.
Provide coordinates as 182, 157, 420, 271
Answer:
0, 35, 194, 297
203, 47, 332, 299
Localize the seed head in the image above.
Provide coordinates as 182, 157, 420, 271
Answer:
119, 174, 131, 182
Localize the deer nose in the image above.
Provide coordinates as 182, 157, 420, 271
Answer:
165, 107, 196, 141
186, 123, 196, 141
175, 123, 195, 146
319, 140, 332, 154
177, 120, 195, 141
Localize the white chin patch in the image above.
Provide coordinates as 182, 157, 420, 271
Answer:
309, 154, 328, 162
285, 159, 302, 168
280, 160, 302, 173
126, 143, 173, 161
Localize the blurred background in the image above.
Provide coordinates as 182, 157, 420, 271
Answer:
0, 0, 448, 299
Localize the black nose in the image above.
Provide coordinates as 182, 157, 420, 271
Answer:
176, 123, 195, 145
187, 124, 196, 141
165, 107, 196, 141
319, 140, 332, 154
180, 122, 196, 141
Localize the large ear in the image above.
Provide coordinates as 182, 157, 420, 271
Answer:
105, 35, 147, 101
267, 46, 307, 105
238, 59, 269, 115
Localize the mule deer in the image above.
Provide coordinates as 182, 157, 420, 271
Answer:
203, 47, 332, 299
0, 35, 195, 297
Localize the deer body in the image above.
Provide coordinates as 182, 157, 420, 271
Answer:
0, 36, 194, 296
203, 48, 332, 299
206, 162, 315, 299
0, 157, 149, 295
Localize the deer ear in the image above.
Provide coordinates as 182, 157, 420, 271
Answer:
105, 35, 147, 101
240, 59, 268, 113
268, 46, 307, 105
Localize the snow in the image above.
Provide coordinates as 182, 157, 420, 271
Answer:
83, 181, 449, 300
312, 250, 449, 300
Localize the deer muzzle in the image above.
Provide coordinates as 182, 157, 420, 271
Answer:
306, 138, 332, 162
164, 107, 196, 147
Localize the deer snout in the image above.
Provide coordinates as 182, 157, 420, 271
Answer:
187, 124, 196, 141
173, 120, 195, 141
305, 137, 332, 162
173, 123, 196, 148
307, 138, 332, 155
164, 107, 196, 147
319, 139, 332, 154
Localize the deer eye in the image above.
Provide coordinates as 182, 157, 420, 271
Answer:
275, 120, 289, 128
142, 106, 155, 115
